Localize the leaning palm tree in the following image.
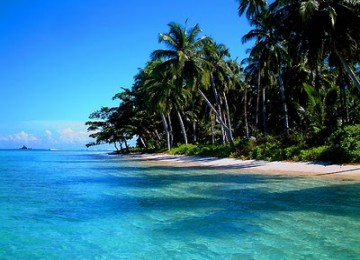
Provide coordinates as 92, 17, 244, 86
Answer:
201, 38, 236, 144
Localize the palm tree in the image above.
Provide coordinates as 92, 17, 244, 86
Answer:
201, 38, 236, 144
151, 21, 236, 148
137, 61, 174, 149
133, 62, 173, 150
238, 0, 268, 19
242, 53, 264, 134
151, 21, 207, 145
227, 59, 248, 138
242, 11, 290, 133
271, 0, 360, 91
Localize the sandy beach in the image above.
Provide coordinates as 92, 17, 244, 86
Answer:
127, 153, 360, 181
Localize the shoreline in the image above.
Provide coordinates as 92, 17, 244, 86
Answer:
125, 153, 360, 181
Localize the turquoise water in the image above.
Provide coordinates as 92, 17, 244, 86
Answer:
0, 150, 359, 259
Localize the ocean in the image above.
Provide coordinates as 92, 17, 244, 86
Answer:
0, 150, 359, 259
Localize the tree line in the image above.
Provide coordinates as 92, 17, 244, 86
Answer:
86, 0, 360, 161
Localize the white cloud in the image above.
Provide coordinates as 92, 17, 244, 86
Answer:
58, 127, 90, 143
0, 131, 38, 142
45, 129, 52, 136
0, 121, 95, 149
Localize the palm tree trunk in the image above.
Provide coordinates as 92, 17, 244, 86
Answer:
176, 109, 188, 145
256, 72, 261, 132
211, 111, 215, 144
139, 136, 147, 150
192, 121, 197, 143
124, 138, 129, 153
199, 89, 235, 148
192, 100, 197, 143
223, 93, 234, 142
343, 87, 349, 124
167, 114, 174, 147
160, 112, 171, 150
211, 73, 225, 145
152, 130, 161, 149
222, 110, 228, 143
244, 87, 249, 138
334, 49, 360, 92
340, 84, 347, 125
114, 142, 120, 153
278, 73, 289, 133
154, 129, 161, 140
262, 87, 267, 135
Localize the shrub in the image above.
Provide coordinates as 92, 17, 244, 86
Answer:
168, 126, 360, 164
283, 146, 302, 160
325, 124, 360, 163
281, 131, 307, 147
236, 138, 257, 159
203, 145, 232, 158
298, 146, 327, 161
170, 144, 232, 158
255, 139, 283, 161
170, 144, 199, 155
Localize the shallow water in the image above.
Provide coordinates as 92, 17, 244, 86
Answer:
0, 150, 359, 259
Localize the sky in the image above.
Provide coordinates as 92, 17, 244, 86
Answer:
0, 0, 251, 149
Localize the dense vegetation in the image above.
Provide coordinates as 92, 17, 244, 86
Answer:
86, 0, 360, 163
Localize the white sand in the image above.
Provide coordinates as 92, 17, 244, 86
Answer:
127, 153, 360, 181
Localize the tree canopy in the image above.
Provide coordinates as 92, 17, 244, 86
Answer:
86, 1, 360, 162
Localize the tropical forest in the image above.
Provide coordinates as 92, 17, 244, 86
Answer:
86, 0, 360, 163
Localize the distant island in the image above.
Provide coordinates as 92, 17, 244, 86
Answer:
20, 145, 31, 150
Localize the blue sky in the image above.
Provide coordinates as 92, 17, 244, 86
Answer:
0, 0, 251, 149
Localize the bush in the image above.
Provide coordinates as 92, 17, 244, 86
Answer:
325, 124, 360, 163
236, 138, 257, 159
281, 130, 307, 147
170, 144, 232, 158
170, 144, 199, 155
199, 145, 232, 157
248, 139, 283, 161
298, 146, 327, 161
168, 126, 360, 164
283, 146, 302, 160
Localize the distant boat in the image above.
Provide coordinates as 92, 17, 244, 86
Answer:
20, 145, 30, 150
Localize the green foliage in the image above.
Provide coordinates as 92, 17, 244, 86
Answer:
283, 146, 302, 161
324, 124, 360, 163
170, 144, 199, 155
234, 135, 330, 162
163, 130, 360, 164
251, 139, 282, 161
87, 14, 360, 161
169, 135, 328, 162
235, 138, 257, 159
298, 146, 327, 161
170, 144, 232, 158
